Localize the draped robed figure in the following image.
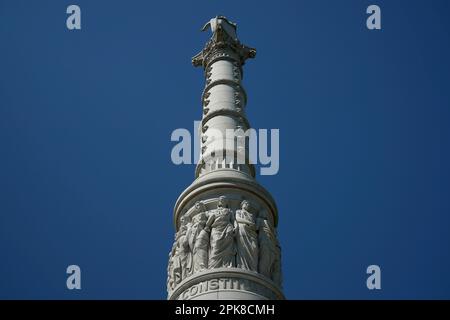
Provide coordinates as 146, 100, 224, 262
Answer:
207, 196, 236, 268
188, 202, 210, 274
235, 200, 258, 271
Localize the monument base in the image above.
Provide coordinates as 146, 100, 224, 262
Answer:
168, 268, 285, 300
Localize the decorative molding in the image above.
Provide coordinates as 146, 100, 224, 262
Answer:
168, 268, 285, 300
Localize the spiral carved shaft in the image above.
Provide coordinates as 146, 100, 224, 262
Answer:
192, 17, 256, 178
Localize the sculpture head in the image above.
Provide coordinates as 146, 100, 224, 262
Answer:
179, 215, 191, 232
217, 196, 227, 208
194, 201, 206, 213
241, 200, 250, 211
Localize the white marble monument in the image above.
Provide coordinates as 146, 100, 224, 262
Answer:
167, 16, 284, 300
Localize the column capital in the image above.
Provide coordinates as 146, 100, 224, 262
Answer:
192, 16, 256, 68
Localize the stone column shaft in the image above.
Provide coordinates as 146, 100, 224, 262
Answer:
167, 16, 283, 300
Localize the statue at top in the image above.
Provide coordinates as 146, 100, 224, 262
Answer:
192, 16, 256, 68
201, 16, 238, 41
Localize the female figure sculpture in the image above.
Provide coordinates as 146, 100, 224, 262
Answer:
188, 202, 210, 274
206, 196, 236, 268
257, 210, 281, 286
235, 200, 258, 271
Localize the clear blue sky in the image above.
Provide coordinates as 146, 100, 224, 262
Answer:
1, 0, 449, 299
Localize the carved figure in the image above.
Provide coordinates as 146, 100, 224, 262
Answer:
207, 196, 236, 268
235, 200, 258, 271
257, 210, 281, 286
